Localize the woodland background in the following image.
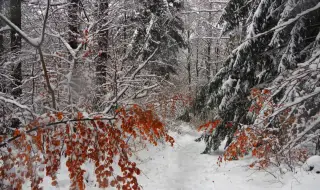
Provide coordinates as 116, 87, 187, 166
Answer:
0, 0, 320, 189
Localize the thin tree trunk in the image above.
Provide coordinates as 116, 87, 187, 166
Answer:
10, 0, 22, 98
205, 2, 213, 82
0, 0, 5, 93
206, 42, 211, 82
195, 43, 199, 78
187, 30, 191, 91
0, 0, 4, 54
67, 0, 79, 107
68, 0, 79, 49
123, 12, 127, 55
0, 0, 5, 135
214, 39, 219, 74
95, 0, 108, 107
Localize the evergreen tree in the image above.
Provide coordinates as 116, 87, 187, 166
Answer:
193, 0, 320, 154
130, 0, 186, 77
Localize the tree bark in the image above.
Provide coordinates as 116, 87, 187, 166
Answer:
0, 0, 4, 54
187, 30, 191, 91
195, 43, 199, 78
68, 0, 79, 49
10, 0, 22, 98
206, 42, 211, 82
205, 2, 213, 83
95, 0, 108, 106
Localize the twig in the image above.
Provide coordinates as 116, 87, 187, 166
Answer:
0, 117, 115, 148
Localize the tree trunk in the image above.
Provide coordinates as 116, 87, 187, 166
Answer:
214, 39, 219, 74
95, 0, 108, 107
0, 0, 4, 54
187, 30, 191, 92
10, 0, 22, 98
68, 0, 79, 49
205, 2, 213, 82
206, 42, 211, 82
195, 43, 199, 78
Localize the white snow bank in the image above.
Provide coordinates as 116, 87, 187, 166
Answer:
303, 155, 320, 174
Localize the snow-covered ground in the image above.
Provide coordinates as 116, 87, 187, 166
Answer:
27, 123, 320, 190
136, 124, 320, 190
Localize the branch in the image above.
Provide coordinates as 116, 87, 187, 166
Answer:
39, 0, 51, 45
279, 117, 320, 154
246, 2, 320, 41
0, 26, 10, 32
38, 47, 56, 110
42, 53, 73, 65
0, 0, 51, 47
270, 87, 320, 118
29, 1, 67, 6
102, 48, 158, 114
0, 117, 115, 148
0, 96, 35, 116
180, 10, 222, 14
191, 36, 229, 40
209, 1, 228, 3
0, 14, 38, 46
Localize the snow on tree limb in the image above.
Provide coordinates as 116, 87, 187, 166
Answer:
0, 96, 35, 116
101, 48, 159, 114
0, 25, 10, 32
0, 0, 51, 47
181, 9, 223, 14
280, 117, 320, 154
246, 2, 320, 42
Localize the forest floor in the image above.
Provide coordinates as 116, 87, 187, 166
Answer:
32, 123, 320, 190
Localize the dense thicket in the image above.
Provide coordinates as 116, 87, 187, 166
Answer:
0, 0, 186, 189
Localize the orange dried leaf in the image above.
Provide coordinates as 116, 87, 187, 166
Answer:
51, 181, 58, 186
56, 112, 63, 121
13, 129, 21, 137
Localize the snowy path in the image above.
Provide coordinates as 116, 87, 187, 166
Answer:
136, 131, 218, 190
36, 124, 320, 190
136, 126, 320, 190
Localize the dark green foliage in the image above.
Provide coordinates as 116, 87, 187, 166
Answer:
193, 0, 320, 153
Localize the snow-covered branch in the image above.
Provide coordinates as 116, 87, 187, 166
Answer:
0, 26, 10, 32
0, 0, 51, 47
0, 96, 35, 116
101, 48, 158, 114
247, 2, 320, 42
180, 10, 222, 14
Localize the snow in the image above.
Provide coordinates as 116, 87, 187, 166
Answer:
221, 76, 236, 92
303, 156, 320, 174
25, 124, 320, 190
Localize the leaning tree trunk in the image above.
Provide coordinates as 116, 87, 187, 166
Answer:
95, 0, 108, 108
10, 0, 22, 98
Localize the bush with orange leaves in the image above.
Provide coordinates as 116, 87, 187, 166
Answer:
198, 88, 309, 170
223, 126, 278, 168
0, 105, 174, 190
221, 88, 308, 170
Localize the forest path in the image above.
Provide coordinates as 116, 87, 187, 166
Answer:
136, 124, 319, 190
37, 124, 320, 190
136, 129, 219, 190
